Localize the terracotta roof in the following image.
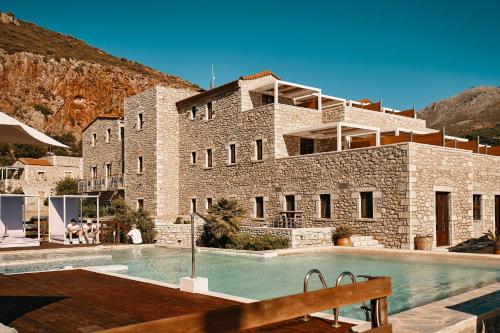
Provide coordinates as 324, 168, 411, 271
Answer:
17, 158, 53, 166
82, 113, 122, 132
240, 70, 281, 80
358, 98, 373, 104
176, 70, 280, 110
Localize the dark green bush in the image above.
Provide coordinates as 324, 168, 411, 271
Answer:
228, 233, 289, 251
202, 198, 246, 248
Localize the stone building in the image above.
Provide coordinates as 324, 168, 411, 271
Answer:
0, 155, 83, 216
80, 71, 500, 249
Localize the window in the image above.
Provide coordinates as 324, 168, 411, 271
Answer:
106, 128, 111, 143
105, 163, 112, 177
285, 195, 296, 212
207, 101, 213, 120
473, 194, 482, 220
206, 197, 213, 209
91, 133, 97, 147
300, 138, 314, 155
191, 151, 197, 165
255, 139, 263, 161
206, 149, 213, 168
360, 192, 374, 219
229, 144, 236, 164
255, 197, 264, 219
191, 106, 197, 119
191, 198, 197, 213
91, 166, 97, 178
64, 171, 72, 178
37, 171, 46, 181
137, 156, 143, 173
137, 113, 144, 130
261, 94, 274, 105
137, 199, 144, 211
319, 194, 332, 219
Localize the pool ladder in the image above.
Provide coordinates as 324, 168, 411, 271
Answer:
302, 269, 373, 328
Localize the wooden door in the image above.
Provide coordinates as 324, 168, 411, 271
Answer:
436, 192, 450, 246
495, 196, 500, 233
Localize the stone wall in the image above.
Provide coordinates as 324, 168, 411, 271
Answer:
82, 118, 122, 179
472, 154, 500, 235
344, 106, 427, 131
155, 221, 203, 248
241, 226, 333, 248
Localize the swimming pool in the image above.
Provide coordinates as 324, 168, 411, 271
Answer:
2, 247, 499, 320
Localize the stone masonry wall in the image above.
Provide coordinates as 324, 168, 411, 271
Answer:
241, 226, 334, 248
82, 118, 122, 179
472, 154, 500, 235
344, 106, 427, 132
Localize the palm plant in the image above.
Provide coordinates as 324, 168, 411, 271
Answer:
203, 198, 246, 247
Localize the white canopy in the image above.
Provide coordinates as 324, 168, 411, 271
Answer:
0, 111, 69, 148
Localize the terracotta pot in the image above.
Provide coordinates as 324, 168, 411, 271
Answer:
336, 237, 352, 247
415, 236, 433, 251
494, 241, 500, 255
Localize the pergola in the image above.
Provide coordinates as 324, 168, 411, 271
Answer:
285, 122, 381, 151
251, 80, 323, 110
48, 195, 100, 244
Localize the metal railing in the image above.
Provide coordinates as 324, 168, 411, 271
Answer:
271, 211, 305, 228
78, 175, 124, 192
302, 269, 332, 323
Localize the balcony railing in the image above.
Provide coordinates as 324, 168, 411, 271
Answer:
271, 211, 305, 228
78, 175, 124, 193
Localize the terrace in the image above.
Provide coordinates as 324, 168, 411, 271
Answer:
77, 175, 124, 193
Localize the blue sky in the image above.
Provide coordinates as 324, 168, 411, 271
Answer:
2, 0, 499, 109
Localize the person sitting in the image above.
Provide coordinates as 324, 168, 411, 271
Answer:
66, 218, 82, 244
83, 219, 98, 244
126, 224, 143, 244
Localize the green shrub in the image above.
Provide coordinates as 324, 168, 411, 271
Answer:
201, 198, 246, 248
116, 208, 156, 244
228, 233, 289, 251
53, 177, 78, 195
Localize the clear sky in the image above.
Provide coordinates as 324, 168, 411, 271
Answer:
2, 0, 499, 109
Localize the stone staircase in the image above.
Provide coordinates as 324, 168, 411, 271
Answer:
350, 235, 384, 248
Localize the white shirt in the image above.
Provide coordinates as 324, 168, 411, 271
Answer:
126, 228, 143, 244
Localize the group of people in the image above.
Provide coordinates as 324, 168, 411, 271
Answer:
66, 219, 143, 245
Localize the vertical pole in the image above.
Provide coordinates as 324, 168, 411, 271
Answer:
96, 196, 100, 244
37, 196, 40, 242
48, 197, 51, 242
317, 90, 322, 111
274, 81, 279, 106
191, 212, 196, 279
477, 136, 480, 154
63, 196, 66, 244
442, 126, 446, 147
375, 129, 381, 146
337, 124, 342, 151
410, 131, 414, 142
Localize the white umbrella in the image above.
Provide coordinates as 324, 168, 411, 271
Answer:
0, 111, 68, 148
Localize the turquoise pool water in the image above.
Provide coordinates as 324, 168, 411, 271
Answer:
2, 247, 499, 320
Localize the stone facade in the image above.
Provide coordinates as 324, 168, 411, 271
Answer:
81, 72, 500, 249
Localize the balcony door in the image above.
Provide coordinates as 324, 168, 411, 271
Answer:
495, 195, 500, 233
105, 163, 112, 187
436, 192, 450, 247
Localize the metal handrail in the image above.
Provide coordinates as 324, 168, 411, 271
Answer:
190, 212, 211, 279
333, 272, 372, 328
302, 269, 331, 322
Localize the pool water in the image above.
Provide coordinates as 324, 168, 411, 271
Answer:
2, 247, 499, 320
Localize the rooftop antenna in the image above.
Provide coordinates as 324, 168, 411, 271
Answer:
209, 64, 215, 90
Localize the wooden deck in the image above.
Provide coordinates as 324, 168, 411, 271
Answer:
0, 270, 354, 333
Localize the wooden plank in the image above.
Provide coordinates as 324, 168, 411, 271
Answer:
98, 277, 391, 333
364, 323, 392, 333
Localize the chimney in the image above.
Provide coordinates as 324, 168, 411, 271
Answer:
209, 64, 215, 90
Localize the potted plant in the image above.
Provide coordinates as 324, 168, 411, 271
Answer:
485, 230, 500, 255
333, 226, 353, 246
414, 234, 433, 251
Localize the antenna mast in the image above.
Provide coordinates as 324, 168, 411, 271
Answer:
210, 64, 215, 90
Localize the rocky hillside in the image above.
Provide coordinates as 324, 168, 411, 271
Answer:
0, 12, 200, 143
419, 86, 500, 145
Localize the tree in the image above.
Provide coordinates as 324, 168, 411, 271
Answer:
113, 198, 156, 244
53, 177, 78, 195
202, 198, 246, 247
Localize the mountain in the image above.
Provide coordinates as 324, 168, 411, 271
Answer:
0, 12, 201, 148
419, 86, 500, 145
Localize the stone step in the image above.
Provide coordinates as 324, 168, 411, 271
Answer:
350, 235, 384, 248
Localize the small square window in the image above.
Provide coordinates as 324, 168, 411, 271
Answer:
91, 166, 97, 178
229, 144, 236, 164
64, 171, 72, 178
137, 113, 144, 130
191, 151, 197, 164
106, 128, 111, 143
206, 149, 213, 168
137, 156, 144, 173
137, 199, 144, 211
191, 106, 197, 119
255, 139, 263, 161
37, 172, 46, 181
473, 194, 482, 220
207, 102, 213, 120
261, 94, 274, 105
91, 133, 97, 147
360, 192, 374, 219
319, 194, 331, 219
255, 197, 264, 218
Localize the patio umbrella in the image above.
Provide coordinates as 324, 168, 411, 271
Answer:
0, 111, 68, 148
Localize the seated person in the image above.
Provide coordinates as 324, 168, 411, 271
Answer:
126, 224, 143, 244
82, 219, 98, 244
66, 218, 82, 244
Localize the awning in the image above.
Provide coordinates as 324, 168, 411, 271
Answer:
0, 111, 68, 148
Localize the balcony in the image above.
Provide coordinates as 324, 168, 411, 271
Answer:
78, 175, 124, 193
